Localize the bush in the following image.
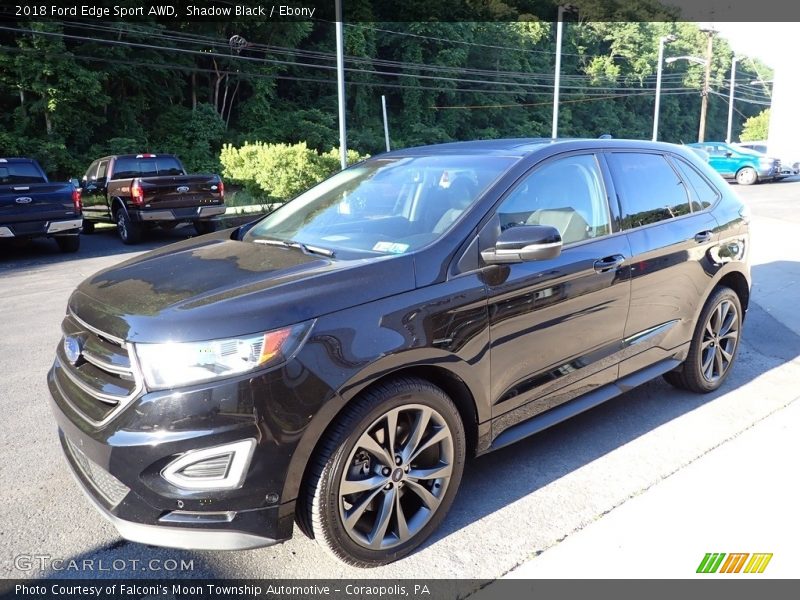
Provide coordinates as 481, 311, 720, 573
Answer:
220, 142, 368, 203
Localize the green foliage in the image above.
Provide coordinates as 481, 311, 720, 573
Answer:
0, 18, 772, 178
220, 142, 368, 202
739, 109, 770, 142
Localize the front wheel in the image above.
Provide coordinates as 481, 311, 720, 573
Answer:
301, 377, 466, 567
735, 167, 758, 185
664, 286, 743, 393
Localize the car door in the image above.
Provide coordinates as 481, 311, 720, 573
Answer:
705, 144, 737, 178
605, 151, 720, 378
82, 158, 111, 221
482, 152, 632, 421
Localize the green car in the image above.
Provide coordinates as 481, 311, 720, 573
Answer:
687, 142, 780, 185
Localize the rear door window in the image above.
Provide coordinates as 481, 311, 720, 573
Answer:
608, 152, 692, 229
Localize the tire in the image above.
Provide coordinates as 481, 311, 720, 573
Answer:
301, 377, 466, 567
193, 220, 216, 235
115, 208, 142, 245
735, 167, 758, 185
81, 220, 95, 234
54, 235, 80, 253
664, 286, 743, 393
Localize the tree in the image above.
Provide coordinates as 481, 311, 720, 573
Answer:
740, 109, 770, 141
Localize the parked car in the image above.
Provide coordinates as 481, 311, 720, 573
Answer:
687, 142, 780, 185
48, 139, 750, 567
80, 154, 225, 244
735, 140, 800, 178
0, 157, 82, 252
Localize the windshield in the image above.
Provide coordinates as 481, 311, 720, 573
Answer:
244, 155, 515, 257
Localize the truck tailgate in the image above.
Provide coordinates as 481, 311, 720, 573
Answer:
138, 175, 222, 209
0, 183, 78, 229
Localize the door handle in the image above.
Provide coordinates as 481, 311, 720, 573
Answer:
593, 254, 625, 273
694, 231, 713, 243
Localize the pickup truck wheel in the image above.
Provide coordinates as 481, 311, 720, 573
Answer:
194, 220, 216, 235
81, 221, 95, 234
116, 209, 142, 244
55, 235, 80, 253
735, 167, 758, 185
301, 377, 466, 567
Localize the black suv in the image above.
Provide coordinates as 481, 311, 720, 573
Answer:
48, 139, 750, 567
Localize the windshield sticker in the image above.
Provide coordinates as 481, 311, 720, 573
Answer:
373, 241, 410, 254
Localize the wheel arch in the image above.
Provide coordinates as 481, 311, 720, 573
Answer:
283, 363, 481, 513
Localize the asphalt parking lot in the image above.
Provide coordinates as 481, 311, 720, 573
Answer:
1, 180, 798, 584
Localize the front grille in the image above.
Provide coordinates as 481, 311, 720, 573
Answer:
54, 312, 143, 426
65, 436, 130, 507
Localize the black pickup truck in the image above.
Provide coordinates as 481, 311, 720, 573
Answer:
80, 154, 225, 244
0, 157, 82, 253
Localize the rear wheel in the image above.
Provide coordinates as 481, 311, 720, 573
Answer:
115, 208, 142, 245
301, 377, 466, 567
664, 286, 742, 393
735, 167, 758, 185
55, 235, 80, 253
193, 220, 216, 235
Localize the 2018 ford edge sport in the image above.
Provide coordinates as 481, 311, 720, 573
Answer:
47, 139, 750, 567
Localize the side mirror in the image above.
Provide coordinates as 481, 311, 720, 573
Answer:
481, 224, 562, 265
725, 151, 733, 157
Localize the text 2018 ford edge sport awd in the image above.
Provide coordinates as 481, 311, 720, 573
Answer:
48, 139, 750, 567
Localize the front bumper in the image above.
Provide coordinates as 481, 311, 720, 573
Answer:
62, 430, 279, 550
133, 205, 225, 222
47, 361, 300, 551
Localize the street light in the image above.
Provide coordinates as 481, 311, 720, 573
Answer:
551, 4, 576, 139
652, 34, 676, 142
666, 55, 711, 143
726, 56, 740, 144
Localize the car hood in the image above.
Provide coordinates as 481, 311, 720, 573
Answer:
68, 231, 416, 343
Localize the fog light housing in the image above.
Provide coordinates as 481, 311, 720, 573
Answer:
161, 439, 256, 491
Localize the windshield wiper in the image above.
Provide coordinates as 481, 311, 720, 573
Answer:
253, 237, 335, 258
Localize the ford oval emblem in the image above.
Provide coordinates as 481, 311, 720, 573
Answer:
63, 336, 82, 365
15, 197, 33, 204
176, 186, 190, 193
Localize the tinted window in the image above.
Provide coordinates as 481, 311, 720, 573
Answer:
672, 157, 720, 211
111, 157, 183, 179
84, 160, 99, 181
497, 154, 610, 245
0, 161, 46, 184
609, 153, 691, 229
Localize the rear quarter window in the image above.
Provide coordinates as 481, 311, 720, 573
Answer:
671, 157, 720, 212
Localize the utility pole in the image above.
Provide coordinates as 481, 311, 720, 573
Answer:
381, 95, 391, 152
551, 5, 566, 139
726, 56, 739, 144
698, 29, 715, 143
335, 0, 347, 169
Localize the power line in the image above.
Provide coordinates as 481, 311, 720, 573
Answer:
432, 90, 696, 110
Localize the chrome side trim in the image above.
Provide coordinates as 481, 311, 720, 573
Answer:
69, 310, 125, 345
0, 227, 14, 238
81, 349, 132, 377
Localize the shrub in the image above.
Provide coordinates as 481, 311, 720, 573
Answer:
220, 142, 368, 203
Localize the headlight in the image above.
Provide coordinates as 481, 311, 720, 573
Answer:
135, 321, 314, 389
